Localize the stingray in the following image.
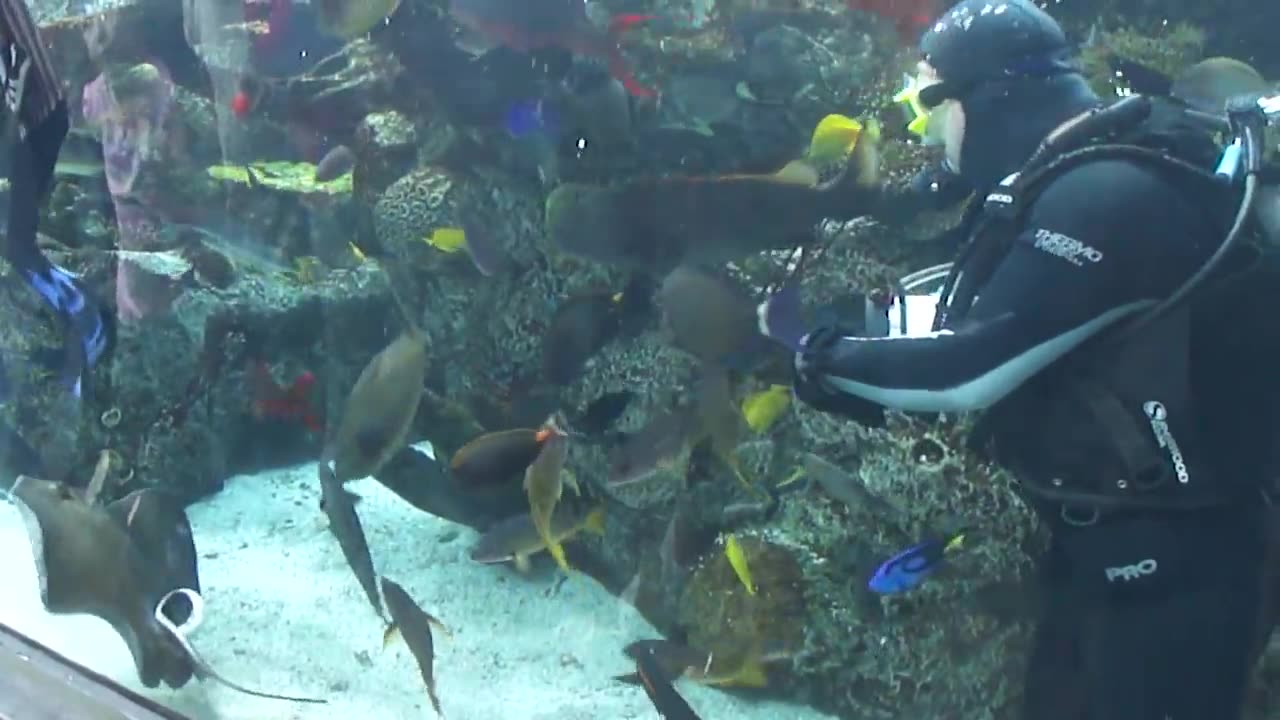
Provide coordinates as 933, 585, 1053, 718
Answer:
4, 473, 325, 703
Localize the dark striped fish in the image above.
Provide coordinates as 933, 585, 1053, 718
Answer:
380, 576, 447, 717
634, 643, 702, 719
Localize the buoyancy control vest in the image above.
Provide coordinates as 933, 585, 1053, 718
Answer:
943, 95, 1280, 522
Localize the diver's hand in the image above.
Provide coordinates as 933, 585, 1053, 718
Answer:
910, 159, 973, 211
793, 326, 886, 427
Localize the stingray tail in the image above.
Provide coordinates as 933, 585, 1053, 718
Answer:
154, 589, 328, 704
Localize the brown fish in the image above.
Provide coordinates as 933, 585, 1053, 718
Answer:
658, 266, 763, 367
317, 462, 387, 623
801, 452, 905, 522
542, 292, 622, 386
379, 576, 446, 717
324, 326, 428, 483
313, 145, 355, 183
469, 503, 605, 572
545, 117, 883, 274
692, 367, 754, 493
617, 639, 773, 689
606, 407, 698, 486
523, 417, 572, 572
633, 642, 704, 720
450, 427, 554, 487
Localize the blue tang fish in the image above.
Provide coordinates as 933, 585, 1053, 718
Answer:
504, 98, 561, 138
867, 530, 968, 595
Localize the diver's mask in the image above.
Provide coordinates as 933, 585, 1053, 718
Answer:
894, 71, 960, 146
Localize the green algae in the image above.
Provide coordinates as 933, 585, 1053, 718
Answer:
206, 161, 353, 195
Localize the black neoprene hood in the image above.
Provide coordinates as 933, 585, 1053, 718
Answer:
916, 0, 1101, 192
919, 0, 1071, 89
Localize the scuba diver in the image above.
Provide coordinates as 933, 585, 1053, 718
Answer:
791, 1, 1280, 718
0, 0, 113, 398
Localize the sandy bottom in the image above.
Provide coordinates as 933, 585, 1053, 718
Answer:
0, 461, 835, 720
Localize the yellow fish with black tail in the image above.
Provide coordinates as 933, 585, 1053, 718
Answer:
422, 223, 509, 277
424, 227, 468, 253
774, 114, 881, 190
723, 534, 757, 596
740, 384, 791, 433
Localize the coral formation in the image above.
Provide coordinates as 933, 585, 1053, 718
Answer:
677, 533, 811, 671
9, 3, 1277, 719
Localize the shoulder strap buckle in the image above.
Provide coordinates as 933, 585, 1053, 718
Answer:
982, 171, 1023, 221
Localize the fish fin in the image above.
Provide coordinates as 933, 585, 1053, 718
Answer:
943, 532, 967, 554
83, 449, 112, 506
722, 453, 764, 499
772, 160, 820, 186
426, 683, 445, 718
547, 537, 573, 573
514, 552, 531, 573
563, 468, 581, 496
382, 622, 400, 650
728, 656, 768, 688
426, 612, 453, 641
776, 465, 806, 489
582, 507, 607, 535
850, 118, 882, 187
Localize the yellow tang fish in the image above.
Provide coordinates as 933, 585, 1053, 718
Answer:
724, 534, 756, 596
806, 114, 864, 166
424, 227, 468, 253
349, 242, 368, 263
740, 384, 791, 433
773, 113, 869, 187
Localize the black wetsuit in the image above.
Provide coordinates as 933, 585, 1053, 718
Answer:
797, 156, 1280, 719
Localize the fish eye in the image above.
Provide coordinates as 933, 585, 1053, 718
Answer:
560, 133, 590, 160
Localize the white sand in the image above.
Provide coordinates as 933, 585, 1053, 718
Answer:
0, 461, 835, 720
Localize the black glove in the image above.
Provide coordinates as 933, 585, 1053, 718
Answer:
792, 325, 887, 428
909, 158, 973, 212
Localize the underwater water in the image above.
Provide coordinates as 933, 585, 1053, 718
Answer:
0, 0, 1277, 719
